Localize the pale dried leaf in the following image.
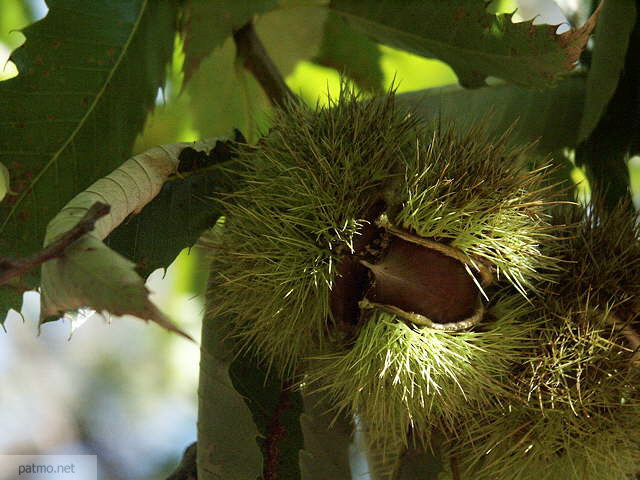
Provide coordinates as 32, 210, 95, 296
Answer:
40, 139, 220, 338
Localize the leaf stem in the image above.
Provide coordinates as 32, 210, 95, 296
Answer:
233, 22, 297, 107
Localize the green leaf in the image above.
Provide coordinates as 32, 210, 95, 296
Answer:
198, 309, 264, 480
41, 233, 186, 334
398, 75, 587, 154
299, 393, 353, 480
578, 0, 636, 141
396, 446, 444, 480
0, 0, 177, 321
329, 0, 600, 88
312, 11, 384, 93
257, 1, 328, 78
0, 287, 23, 324
229, 356, 305, 480
181, 0, 278, 84
185, 3, 327, 142
575, 4, 640, 208
0, 0, 31, 49
0, 162, 9, 203
186, 38, 271, 143
106, 136, 243, 278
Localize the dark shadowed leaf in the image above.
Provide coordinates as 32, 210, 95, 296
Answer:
198, 309, 263, 479
0, 0, 177, 322
299, 393, 353, 480
398, 75, 586, 155
329, 0, 600, 88
578, 0, 636, 142
396, 446, 444, 480
106, 136, 243, 278
229, 357, 304, 480
575, 4, 640, 208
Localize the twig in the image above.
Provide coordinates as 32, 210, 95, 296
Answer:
0, 202, 110, 285
233, 22, 296, 107
450, 453, 461, 480
166, 442, 197, 480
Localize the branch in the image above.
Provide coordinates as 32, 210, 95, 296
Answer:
0, 202, 110, 285
166, 442, 197, 480
450, 453, 461, 480
263, 381, 295, 480
233, 22, 296, 107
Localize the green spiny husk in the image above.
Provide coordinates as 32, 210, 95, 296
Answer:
206, 87, 557, 375
206, 89, 419, 374
393, 125, 558, 296
205, 88, 563, 474
452, 397, 640, 480
544, 199, 640, 313
445, 201, 640, 480
448, 311, 640, 480
305, 289, 536, 454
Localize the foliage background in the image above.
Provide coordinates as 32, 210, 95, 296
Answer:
0, 0, 639, 479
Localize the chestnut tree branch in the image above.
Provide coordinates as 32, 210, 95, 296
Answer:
233, 22, 297, 107
450, 454, 461, 480
0, 202, 110, 286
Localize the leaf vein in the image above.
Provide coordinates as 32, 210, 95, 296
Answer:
0, 0, 150, 235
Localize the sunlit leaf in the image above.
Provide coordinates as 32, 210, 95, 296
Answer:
186, 39, 270, 143
257, 1, 328, 78
181, 0, 278, 84
0, 162, 9, 203
0, 0, 31, 48
186, 3, 327, 143
313, 11, 384, 93
329, 0, 600, 88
